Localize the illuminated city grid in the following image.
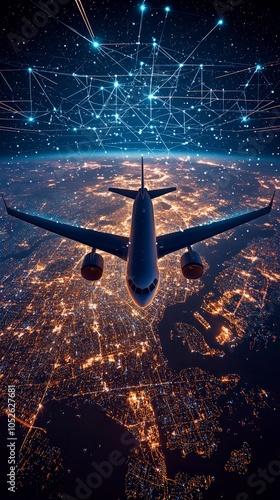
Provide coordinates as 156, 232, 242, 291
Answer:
224, 442, 252, 475
1, 157, 279, 498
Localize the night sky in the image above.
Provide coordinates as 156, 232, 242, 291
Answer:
0, 0, 279, 160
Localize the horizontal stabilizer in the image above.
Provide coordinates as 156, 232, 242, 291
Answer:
149, 187, 176, 199
108, 187, 138, 199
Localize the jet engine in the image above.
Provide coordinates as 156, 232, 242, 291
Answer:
81, 250, 104, 281
181, 247, 204, 279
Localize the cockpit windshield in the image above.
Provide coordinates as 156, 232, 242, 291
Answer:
128, 278, 158, 295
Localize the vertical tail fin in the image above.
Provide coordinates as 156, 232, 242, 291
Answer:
108, 156, 177, 200
141, 156, 144, 195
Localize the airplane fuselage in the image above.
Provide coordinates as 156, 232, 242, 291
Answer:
2, 158, 274, 308
126, 188, 159, 307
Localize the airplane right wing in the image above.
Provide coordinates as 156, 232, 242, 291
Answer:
157, 192, 275, 258
2, 196, 129, 260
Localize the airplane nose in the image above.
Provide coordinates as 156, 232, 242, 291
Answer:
127, 277, 159, 307
132, 291, 155, 307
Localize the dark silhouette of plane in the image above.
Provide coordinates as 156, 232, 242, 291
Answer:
2, 159, 275, 307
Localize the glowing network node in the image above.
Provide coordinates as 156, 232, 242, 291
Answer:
28, 117, 34, 122
200, 64, 203, 69
179, 63, 184, 68
165, 6, 170, 12
92, 40, 99, 48
28, 67, 33, 73
140, 61, 144, 66
218, 19, 224, 25
256, 64, 262, 71
114, 81, 119, 88
140, 4, 146, 12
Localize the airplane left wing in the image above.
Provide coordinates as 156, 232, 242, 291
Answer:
157, 192, 275, 258
2, 196, 128, 260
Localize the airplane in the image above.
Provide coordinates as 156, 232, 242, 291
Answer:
2, 159, 275, 307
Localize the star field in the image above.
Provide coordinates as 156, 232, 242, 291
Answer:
0, 0, 279, 161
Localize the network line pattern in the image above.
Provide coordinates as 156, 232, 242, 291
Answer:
0, 5, 279, 157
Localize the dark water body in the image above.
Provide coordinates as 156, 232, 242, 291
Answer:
163, 400, 280, 500
157, 226, 280, 499
33, 400, 135, 500
3, 194, 278, 499
158, 226, 276, 374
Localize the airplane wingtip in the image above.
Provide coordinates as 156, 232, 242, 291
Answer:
1, 194, 8, 212
269, 190, 276, 208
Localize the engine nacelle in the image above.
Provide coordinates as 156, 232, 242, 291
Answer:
181, 249, 204, 279
81, 251, 104, 281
